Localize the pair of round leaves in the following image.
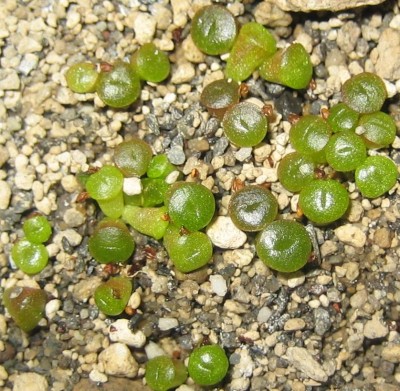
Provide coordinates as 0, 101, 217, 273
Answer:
191, 5, 237, 55
96, 60, 141, 108
200, 78, 241, 120
163, 225, 213, 273
114, 138, 153, 177
289, 115, 332, 163
145, 356, 188, 391
225, 22, 277, 82
256, 220, 312, 273
229, 185, 278, 232
342, 72, 387, 114
299, 179, 350, 225
88, 218, 135, 264
94, 276, 132, 316
222, 102, 268, 147
357, 111, 396, 149
165, 182, 215, 232
122, 205, 169, 240
259, 43, 313, 90
12, 215, 52, 275
277, 152, 316, 193
188, 345, 229, 386
327, 102, 359, 133
65, 62, 98, 93
131, 43, 170, 83
355, 155, 398, 198
325, 131, 367, 172
23, 215, 52, 244
3, 286, 47, 332
86, 165, 124, 218
12, 239, 49, 275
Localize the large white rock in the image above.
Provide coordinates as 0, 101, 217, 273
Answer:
206, 216, 247, 249
13, 373, 48, 391
98, 343, 139, 378
109, 319, 146, 348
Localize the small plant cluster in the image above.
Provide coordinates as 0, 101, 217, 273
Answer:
3, 215, 52, 332
5, 8, 399, 391
11, 214, 52, 275
191, 5, 312, 88
278, 72, 398, 225
145, 344, 229, 391
65, 42, 170, 108
194, 5, 312, 149
228, 185, 312, 273
79, 138, 216, 276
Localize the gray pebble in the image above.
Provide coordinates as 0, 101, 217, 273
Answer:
146, 113, 160, 135
285, 346, 328, 382
167, 145, 186, 165
275, 91, 303, 119
213, 137, 229, 157
205, 117, 220, 136
314, 307, 331, 336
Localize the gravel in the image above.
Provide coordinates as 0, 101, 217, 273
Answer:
1, 0, 400, 390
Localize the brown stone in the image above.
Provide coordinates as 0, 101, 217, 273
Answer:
373, 227, 393, 249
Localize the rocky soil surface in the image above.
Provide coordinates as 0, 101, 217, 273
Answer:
0, 1, 400, 390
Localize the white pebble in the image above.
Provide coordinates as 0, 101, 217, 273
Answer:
164, 92, 177, 103
229, 378, 250, 391
123, 177, 142, 196
285, 347, 328, 382
53, 229, 82, 247
61, 175, 80, 193
0, 365, 7, 381
0, 70, 20, 90
165, 170, 180, 184
17, 36, 43, 54
171, 0, 190, 27
45, 299, 61, 320
235, 148, 252, 162
66, 11, 81, 29
63, 208, 85, 227
128, 291, 141, 309
364, 312, 388, 339
35, 197, 53, 215
133, 12, 157, 44
209, 275, 228, 297
109, 319, 146, 348
171, 62, 195, 84
98, 343, 138, 377
13, 373, 48, 391
14, 172, 35, 190
384, 80, 397, 98
286, 272, 306, 288
158, 317, 179, 331
89, 369, 108, 383
284, 318, 306, 331
257, 307, 272, 323
206, 216, 247, 249
32, 181, 44, 201
18, 53, 39, 75
223, 249, 254, 268
335, 224, 366, 248
145, 341, 166, 360
0, 181, 11, 210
